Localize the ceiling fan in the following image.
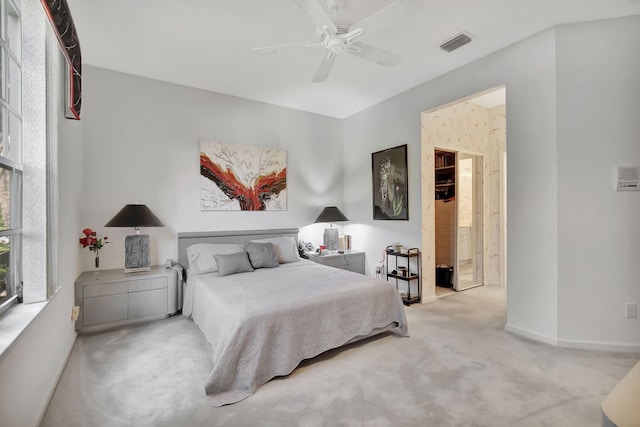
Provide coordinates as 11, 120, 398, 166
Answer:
254, 0, 416, 83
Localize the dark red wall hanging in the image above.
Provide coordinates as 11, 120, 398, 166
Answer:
40, 0, 81, 120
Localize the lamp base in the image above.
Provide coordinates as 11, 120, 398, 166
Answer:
124, 234, 151, 274
323, 228, 339, 251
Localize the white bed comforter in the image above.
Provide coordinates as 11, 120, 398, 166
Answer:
183, 259, 409, 406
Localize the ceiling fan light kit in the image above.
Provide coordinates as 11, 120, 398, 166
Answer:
254, 0, 410, 82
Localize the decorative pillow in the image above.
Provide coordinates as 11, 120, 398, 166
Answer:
186, 243, 245, 275
251, 236, 300, 264
214, 251, 254, 277
244, 242, 279, 269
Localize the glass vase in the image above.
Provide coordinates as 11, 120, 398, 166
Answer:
94, 255, 100, 269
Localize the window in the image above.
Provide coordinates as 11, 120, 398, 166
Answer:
0, 0, 21, 314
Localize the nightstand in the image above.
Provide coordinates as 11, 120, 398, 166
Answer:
74, 265, 178, 334
308, 250, 365, 274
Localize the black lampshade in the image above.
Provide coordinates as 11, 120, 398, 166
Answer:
314, 206, 349, 223
105, 204, 164, 228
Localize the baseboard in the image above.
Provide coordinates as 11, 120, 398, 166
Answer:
505, 323, 640, 353
420, 294, 438, 304
558, 338, 640, 353
484, 281, 502, 287
504, 323, 559, 346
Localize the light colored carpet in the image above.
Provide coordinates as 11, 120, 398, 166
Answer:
41, 287, 638, 427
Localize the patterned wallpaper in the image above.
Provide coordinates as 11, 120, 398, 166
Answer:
421, 101, 506, 297
488, 105, 507, 288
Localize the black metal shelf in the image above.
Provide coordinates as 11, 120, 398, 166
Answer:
385, 249, 420, 258
402, 295, 421, 305
387, 272, 420, 281
385, 247, 421, 305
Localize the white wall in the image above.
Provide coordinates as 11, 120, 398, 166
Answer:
80, 67, 344, 271
0, 1, 83, 424
344, 15, 640, 349
344, 27, 560, 343
556, 16, 640, 349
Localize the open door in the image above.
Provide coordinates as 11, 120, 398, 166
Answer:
455, 152, 483, 291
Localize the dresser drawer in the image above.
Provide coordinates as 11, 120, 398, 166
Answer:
311, 252, 365, 274
83, 294, 128, 326
346, 259, 364, 274
129, 277, 167, 292
84, 282, 128, 298
321, 257, 349, 268
129, 288, 168, 318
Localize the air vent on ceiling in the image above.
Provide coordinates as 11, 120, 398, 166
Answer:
440, 33, 472, 53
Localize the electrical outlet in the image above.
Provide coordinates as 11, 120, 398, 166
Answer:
71, 306, 80, 321
625, 303, 638, 319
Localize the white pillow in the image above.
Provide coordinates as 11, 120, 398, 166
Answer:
251, 236, 300, 264
186, 243, 245, 275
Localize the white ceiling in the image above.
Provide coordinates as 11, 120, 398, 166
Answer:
66, 0, 640, 119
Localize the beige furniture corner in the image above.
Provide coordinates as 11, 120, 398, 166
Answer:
602, 360, 640, 427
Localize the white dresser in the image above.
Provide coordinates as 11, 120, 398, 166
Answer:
308, 250, 365, 274
74, 266, 178, 333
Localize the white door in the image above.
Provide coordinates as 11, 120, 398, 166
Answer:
455, 152, 483, 291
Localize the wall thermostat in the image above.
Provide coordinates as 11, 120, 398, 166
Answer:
616, 165, 640, 191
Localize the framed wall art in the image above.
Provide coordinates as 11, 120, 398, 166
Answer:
41, 0, 82, 119
372, 144, 408, 220
200, 140, 287, 211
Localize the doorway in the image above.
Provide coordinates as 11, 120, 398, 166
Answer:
420, 86, 506, 301
434, 150, 484, 294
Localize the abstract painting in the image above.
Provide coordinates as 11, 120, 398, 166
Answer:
200, 141, 287, 211
372, 144, 408, 220
41, 0, 82, 119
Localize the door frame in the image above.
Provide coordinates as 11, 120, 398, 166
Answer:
420, 86, 506, 302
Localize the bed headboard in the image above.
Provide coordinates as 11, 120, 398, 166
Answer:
177, 228, 299, 267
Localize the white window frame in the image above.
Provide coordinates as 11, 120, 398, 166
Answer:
0, 0, 22, 315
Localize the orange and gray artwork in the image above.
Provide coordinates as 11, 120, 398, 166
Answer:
200, 141, 287, 211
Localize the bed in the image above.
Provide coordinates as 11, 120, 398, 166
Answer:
177, 228, 409, 406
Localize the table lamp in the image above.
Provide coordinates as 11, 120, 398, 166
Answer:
314, 206, 349, 251
105, 204, 164, 273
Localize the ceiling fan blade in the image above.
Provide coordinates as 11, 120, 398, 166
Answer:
253, 40, 322, 55
298, 0, 337, 34
352, 0, 422, 36
341, 27, 364, 44
312, 52, 336, 83
348, 42, 401, 67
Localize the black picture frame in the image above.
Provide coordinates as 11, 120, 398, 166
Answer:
372, 144, 408, 220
